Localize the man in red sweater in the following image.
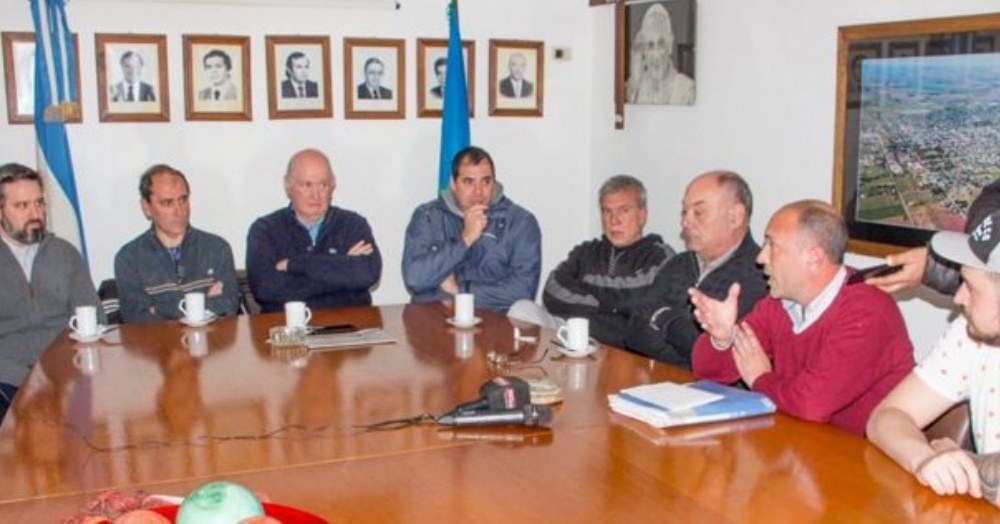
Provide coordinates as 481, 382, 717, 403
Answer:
690, 200, 913, 435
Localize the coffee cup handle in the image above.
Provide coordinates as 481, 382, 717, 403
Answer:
181, 333, 190, 348
304, 307, 312, 325
178, 299, 188, 316
556, 325, 569, 347
68, 316, 78, 331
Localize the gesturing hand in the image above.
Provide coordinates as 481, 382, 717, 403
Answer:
690, 282, 741, 347
731, 321, 771, 386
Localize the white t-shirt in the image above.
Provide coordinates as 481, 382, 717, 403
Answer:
915, 316, 1000, 452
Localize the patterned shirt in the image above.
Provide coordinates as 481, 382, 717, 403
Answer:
915, 316, 1000, 453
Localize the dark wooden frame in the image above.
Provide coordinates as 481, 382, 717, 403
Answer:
833, 13, 1000, 256
265, 35, 332, 120
415, 38, 475, 119
344, 37, 405, 120
182, 34, 252, 122
488, 39, 544, 118
2, 32, 83, 125
95, 33, 169, 123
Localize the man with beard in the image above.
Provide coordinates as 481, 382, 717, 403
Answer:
624, 171, 766, 367
625, 2, 694, 105
0, 163, 102, 421
868, 205, 1000, 507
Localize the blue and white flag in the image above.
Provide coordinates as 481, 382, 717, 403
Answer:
437, 0, 470, 194
29, 0, 87, 258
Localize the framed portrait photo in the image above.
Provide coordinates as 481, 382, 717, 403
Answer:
344, 37, 405, 120
183, 34, 251, 121
95, 33, 169, 123
621, 0, 696, 106
2, 32, 83, 125
488, 39, 544, 117
833, 13, 1000, 256
416, 38, 475, 118
266, 35, 332, 120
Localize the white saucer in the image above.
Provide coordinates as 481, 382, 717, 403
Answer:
179, 311, 217, 328
554, 339, 599, 358
69, 325, 111, 343
446, 317, 482, 329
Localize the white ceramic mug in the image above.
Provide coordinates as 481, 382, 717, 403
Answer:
454, 293, 475, 325
68, 305, 99, 337
73, 346, 101, 374
285, 301, 312, 329
556, 317, 590, 352
179, 292, 206, 322
182, 330, 209, 358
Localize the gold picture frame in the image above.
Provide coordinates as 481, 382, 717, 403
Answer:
488, 39, 544, 118
266, 35, 332, 120
416, 38, 475, 118
344, 37, 405, 120
2, 32, 83, 125
95, 33, 169, 123
183, 34, 252, 121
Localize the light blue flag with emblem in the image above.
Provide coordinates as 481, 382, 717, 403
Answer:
29, 0, 87, 259
438, 0, 471, 194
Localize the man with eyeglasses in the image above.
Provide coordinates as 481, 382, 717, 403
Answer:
357, 57, 393, 100
0, 163, 103, 422
114, 164, 240, 323
402, 146, 541, 313
246, 149, 382, 312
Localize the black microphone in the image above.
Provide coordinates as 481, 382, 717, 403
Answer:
437, 404, 553, 427
451, 376, 531, 414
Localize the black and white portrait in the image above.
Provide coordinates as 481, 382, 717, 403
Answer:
625, 0, 696, 105
267, 36, 331, 119
96, 33, 169, 122
344, 38, 405, 119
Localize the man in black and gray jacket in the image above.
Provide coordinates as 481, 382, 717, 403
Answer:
624, 171, 768, 368
543, 175, 675, 347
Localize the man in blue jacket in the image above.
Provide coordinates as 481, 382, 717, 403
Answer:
247, 149, 382, 313
402, 146, 541, 313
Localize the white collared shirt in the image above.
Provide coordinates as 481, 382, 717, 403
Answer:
781, 266, 847, 334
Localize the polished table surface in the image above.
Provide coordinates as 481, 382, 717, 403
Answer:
0, 303, 994, 522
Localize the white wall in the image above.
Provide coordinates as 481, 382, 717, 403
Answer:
0, 0, 593, 306
588, 0, 997, 356
1, 0, 993, 354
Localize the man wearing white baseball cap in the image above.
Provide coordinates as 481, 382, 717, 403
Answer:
868, 209, 1000, 506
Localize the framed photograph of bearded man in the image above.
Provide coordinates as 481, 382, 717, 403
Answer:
622, 0, 696, 106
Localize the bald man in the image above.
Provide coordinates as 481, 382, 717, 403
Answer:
625, 171, 766, 367
691, 200, 913, 435
246, 149, 382, 312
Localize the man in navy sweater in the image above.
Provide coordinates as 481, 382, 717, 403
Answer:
246, 149, 382, 313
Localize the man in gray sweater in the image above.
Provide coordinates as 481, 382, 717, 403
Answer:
0, 163, 102, 422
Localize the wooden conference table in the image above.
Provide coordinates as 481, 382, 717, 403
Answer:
0, 303, 993, 522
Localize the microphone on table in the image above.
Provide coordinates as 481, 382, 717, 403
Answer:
437, 404, 553, 427
449, 376, 531, 415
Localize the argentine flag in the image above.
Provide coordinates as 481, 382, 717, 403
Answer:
29, 0, 87, 259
